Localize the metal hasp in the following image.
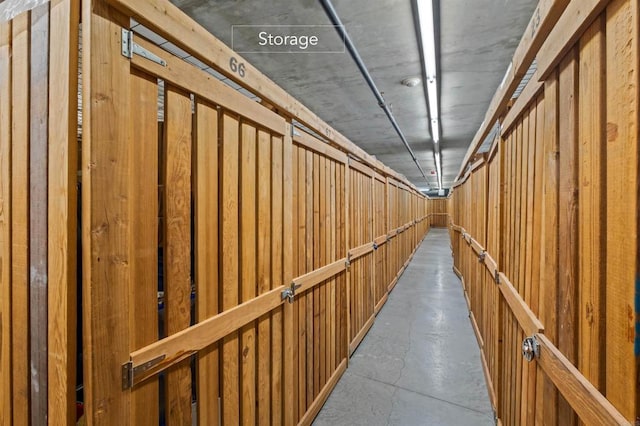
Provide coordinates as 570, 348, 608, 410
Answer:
522, 336, 540, 362
121, 28, 167, 66
281, 282, 302, 304
121, 354, 166, 390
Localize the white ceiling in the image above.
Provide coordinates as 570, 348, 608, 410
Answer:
169, 0, 538, 189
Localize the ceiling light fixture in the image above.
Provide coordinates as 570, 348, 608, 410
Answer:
417, 0, 442, 189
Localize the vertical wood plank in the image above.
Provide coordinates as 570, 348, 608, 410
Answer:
305, 150, 314, 404
163, 84, 193, 426
532, 95, 545, 426
29, 5, 50, 423
81, 0, 131, 422
257, 129, 271, 426
240, 122, 256, 426
577, 15, 606, 394
282, 125, 294, 426
605, 0, 639, 420
11, 13, 30, 425
330, 161, 336, 375
540, 70, 560, 426
221, 112, 240, 426
271, 134, 283, 425
194, 100, 219, 426
0, 19, 12, 426
312, 153, 320, 398
129, 68, 159, 426
297, 146, 307, 418
291, 142, 300, 424
47, 0, 79, 424
558, 48, 579, 426
318, 156, 326, 386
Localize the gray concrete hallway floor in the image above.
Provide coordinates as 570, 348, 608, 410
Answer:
313, 229, 494, 426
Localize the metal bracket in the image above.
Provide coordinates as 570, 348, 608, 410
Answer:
281, 282, 302, 304
122, 354, 166, 390
373, 242, 378, 250
478, 251, 486, 264
494, 269, 500, 284
122, 29, 167, 66
522, 336, 540, 362
345, 253, 352, 270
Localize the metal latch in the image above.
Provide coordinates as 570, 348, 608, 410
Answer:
522, 336, 540, 362
122, 29, 167, 66
122, 354, 166, 390
478, 251, 486, 263
281, 282, 302, 304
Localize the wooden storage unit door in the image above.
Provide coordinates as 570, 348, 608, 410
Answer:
82, 4, 292, 424
291, 130, 349, 424
347, 162, 375, 353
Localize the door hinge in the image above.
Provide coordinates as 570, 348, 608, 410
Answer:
281, 282, 302, 304
121, 28, 167, 66
121, 354, 166, 390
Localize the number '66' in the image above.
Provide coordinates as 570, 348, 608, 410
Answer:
229, 57, 246, 77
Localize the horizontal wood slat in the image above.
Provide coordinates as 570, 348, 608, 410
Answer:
348, 243, 374, 261
497, 273, 544, 336
293, 130, 348, 165
536, 334, 630, 425
293, 258, 346, 294
129, 286, 285, 387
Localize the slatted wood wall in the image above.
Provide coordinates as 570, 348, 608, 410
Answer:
427, 198, 449, 227
450, 0, 639, 424
0, 0, 436, 423
0, 1, 79, 425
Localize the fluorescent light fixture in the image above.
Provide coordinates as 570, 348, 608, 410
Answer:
418, 0, 442, 189
417, 0, 437, 78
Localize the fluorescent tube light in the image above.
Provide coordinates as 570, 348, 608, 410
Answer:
417, 0, 437, 78
418, 0, 442, 189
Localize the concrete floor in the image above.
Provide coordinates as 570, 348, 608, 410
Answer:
313, 229, 495, 426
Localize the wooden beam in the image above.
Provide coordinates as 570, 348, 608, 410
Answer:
293, 130, 347, 165
536, 334, 630, 425
129, 286, 284, 387
81, 0, 132, 422
498, 273, 544, 337
536, 0, 610, 80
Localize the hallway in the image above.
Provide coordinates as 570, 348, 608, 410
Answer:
313, 229, 494, 425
